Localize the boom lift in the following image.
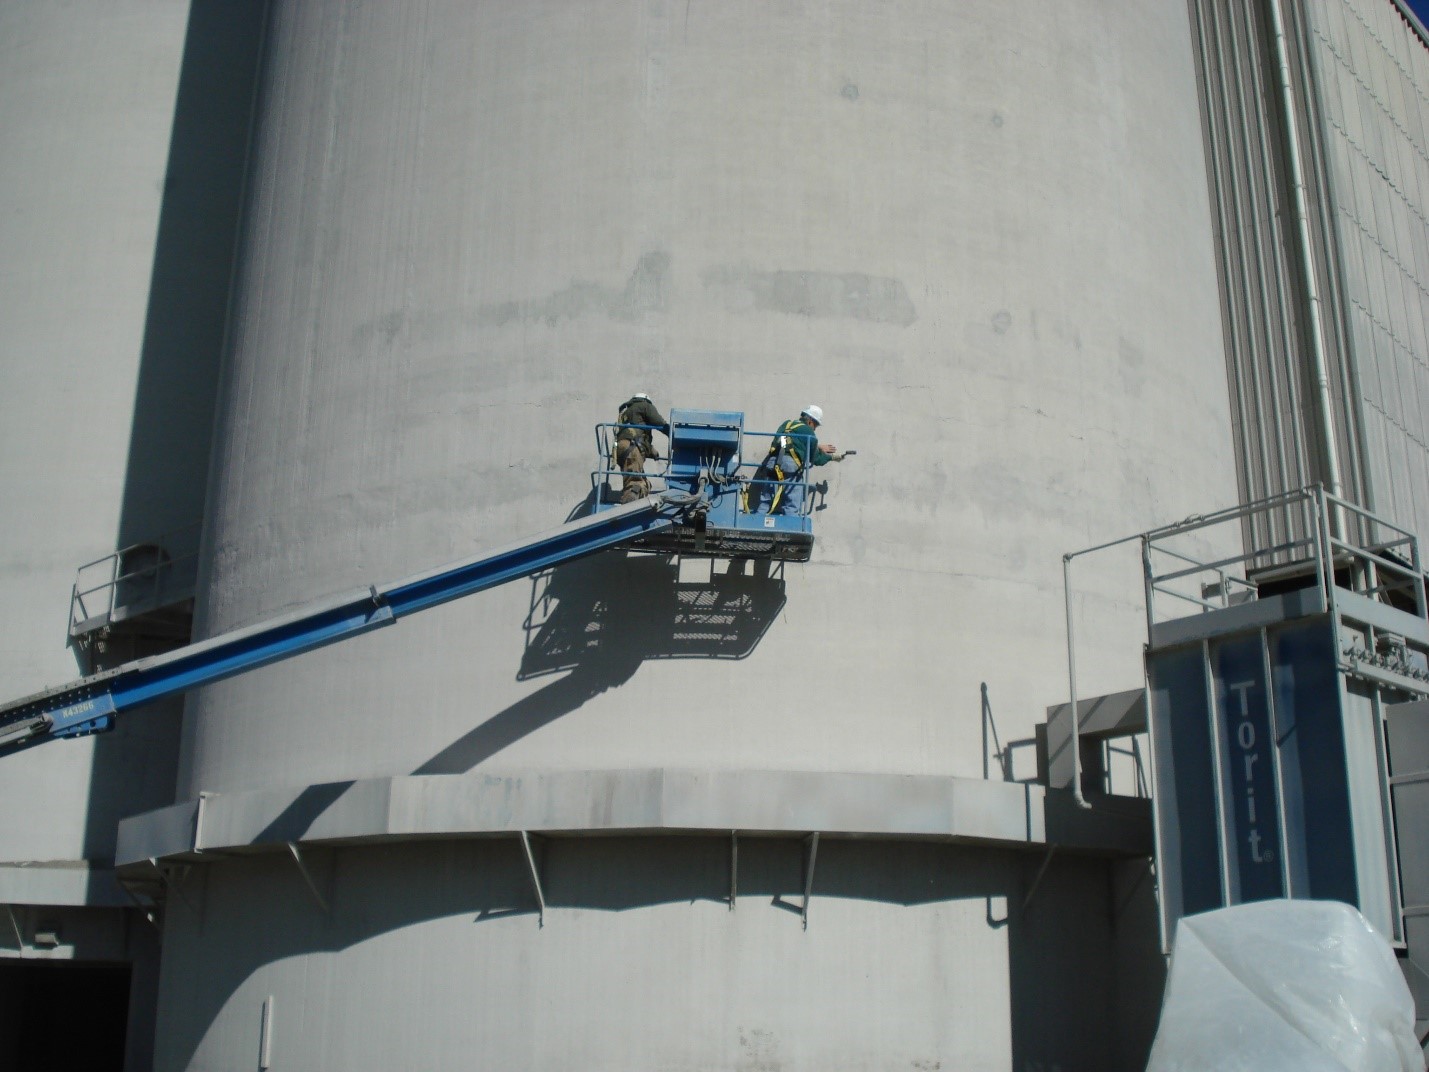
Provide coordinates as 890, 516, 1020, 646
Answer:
0, 409, 817, 753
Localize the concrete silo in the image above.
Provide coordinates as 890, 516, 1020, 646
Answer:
0, 4, 265, 1069
111, 3, 1239, 1069
0, 0, 1284, 1069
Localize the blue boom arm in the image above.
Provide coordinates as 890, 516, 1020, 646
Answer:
0, 497, 678, 752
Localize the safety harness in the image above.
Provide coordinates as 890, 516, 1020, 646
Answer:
745, 419, 806, 514
616, 400, 649, 464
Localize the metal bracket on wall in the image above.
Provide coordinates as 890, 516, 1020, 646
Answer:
286, 843, 330, 913
5, 903, 24, 956
801, 833, 820, 930
259, 994, 275, 1070
729, 830, 738, 911
152, 856, 197, 916
194, 790, 218, 854
520, 831, 546, 928
116, 872, 163, 929
1021, 845, 1058, 916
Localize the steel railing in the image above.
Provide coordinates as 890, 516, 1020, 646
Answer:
1063, 485, 1428, 810
1143, 486, 1426, 630
69, 522, 203, 639
592, 422, 816, 516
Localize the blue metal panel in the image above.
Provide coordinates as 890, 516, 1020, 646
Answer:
1148, 646, 1225, 924
1270, 620, 1359, 906
1151, 616, 1384, 945
1211, 635, 1283, 902
666, 408, 743, 481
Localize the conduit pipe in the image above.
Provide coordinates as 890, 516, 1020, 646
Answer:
1268, 0, 1345, 527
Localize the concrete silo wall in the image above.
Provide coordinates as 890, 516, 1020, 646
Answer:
153, 838, 1163, 1071
183, 0, 1237, 792
0, 0, 188, 899
158, 1, 1233, 1067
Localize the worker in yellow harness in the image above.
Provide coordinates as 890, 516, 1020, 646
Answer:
749, 405, 844, 515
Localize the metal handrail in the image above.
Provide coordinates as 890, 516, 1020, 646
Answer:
1145, 488, 1319, 625
1149, 587, 1233, 613
69, 522, 203, 636
1148, 536, 1316, 586
1066, 485, 1427, 819
1141, 485, 1428, 626
592, 424, 817, 517
1322, 488, 1420, 542
1323, 538, 1423, 583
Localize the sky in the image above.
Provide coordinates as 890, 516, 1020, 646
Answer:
1406, 0, 1429, 30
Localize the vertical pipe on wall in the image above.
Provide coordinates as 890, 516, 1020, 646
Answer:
1193, 1, 1260, 515
1268, 0, 1345, 520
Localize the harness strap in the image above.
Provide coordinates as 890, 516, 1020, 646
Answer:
765, 421, 804, 468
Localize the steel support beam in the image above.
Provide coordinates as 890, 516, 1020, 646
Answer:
801, 833, 820, 930
520, 831, 546, 927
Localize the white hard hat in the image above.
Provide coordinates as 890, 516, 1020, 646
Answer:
633, 392, 649, 400
802, 404, 824, 424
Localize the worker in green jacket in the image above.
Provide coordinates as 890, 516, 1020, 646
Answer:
614, 393, 669, 503
749, 404, 844, 515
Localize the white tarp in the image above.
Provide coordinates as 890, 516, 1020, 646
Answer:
1146, 899, 1423, 1071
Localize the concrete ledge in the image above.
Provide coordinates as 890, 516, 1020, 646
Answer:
117, 768, 1152, 868
0, 860, 130, 908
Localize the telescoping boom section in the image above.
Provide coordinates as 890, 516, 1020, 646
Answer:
0, 409, 817, 753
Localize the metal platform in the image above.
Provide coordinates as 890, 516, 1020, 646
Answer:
593, 408, 817, 563
1139, 487, 1428, 949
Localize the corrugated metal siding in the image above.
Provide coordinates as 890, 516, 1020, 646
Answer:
1189, 0, 1365, 556
1305, 0, 1429, 542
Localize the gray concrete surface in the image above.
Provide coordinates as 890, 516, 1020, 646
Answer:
116, 767, 1152, 864
150, 835, 1160, 1072
155, 1, 1235, 1067
0, 0, 189, 890
7, 0, 1429, 1068
185, 0, 1237, 790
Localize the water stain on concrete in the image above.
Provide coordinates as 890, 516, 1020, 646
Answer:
735, 1027, 781, 1072
1118, 336, 1146, 398
477, 250, 671, 327
350, 251, 671, 354
703, 265, 916, 326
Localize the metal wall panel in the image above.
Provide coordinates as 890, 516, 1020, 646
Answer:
1149, 617, 1401, 945
1269, 620, 1360, 904
1305, 0, 1429, 543
1188, 0, 1369, 554
1148, 645, 1225, 925
1213, 635, 1284, 903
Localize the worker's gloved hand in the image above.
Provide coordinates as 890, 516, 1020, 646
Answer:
831, 452, 847, 461
646, 447, 661, 460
